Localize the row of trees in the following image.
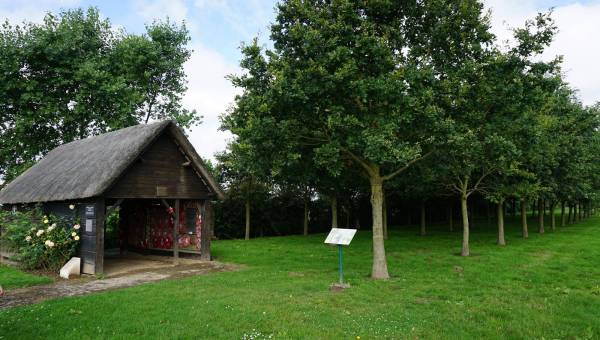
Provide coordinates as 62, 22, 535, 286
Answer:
219, 0, 600, 279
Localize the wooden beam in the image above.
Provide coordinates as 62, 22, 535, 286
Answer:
95, 198, 106, 275
173, 199, 180, 262
200, 200, 213, 261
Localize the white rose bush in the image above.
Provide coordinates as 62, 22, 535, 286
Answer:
0, 206, 80, 271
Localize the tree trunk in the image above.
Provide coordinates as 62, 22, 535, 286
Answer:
369, 174, 389, 279
382, 194, 388, 240
331, 195, 338, 229
303, 198, 309, 236
550, 202, 556, 231
448, 205, 454, 232
461, 193, 470, 256
420, 201, 426, 236
578, 202, 583, 221
511, 198, 516, 222
346, 203, 351, 227
568, 204, 573, 224
497, 200, 505, 245
245, 199, 251, 240
486, 201, 491, 227
560, 201, 565, 227
538, 199, 545, 234
521, 198, 529, 238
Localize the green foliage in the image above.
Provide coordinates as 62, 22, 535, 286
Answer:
0, 7, 200, 181
223, 0, 493, 181
0, 207, 80, 271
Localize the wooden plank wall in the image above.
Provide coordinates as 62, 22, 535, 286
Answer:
105, 133, 211, 199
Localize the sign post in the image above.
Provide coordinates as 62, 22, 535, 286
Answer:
338, 244, 344, 284
325, 228, 357, 289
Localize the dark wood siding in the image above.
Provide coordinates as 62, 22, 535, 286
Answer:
105, 133, 211, 199
43, 199, 104, 274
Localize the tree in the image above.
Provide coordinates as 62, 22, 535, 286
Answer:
217, 143, 270, 240
223, 0, 493, 279
0, 7, 200, 181
439, 11, 561, 255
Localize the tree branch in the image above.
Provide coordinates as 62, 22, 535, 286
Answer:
342, 148, 375, 177
381, 151, 432, 181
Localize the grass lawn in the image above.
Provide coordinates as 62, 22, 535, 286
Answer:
1, 216, 599, 339
0, 265, 52, 290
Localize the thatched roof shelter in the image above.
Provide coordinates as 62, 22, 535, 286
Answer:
0, 120, 223, 204
0, 121, 222, 274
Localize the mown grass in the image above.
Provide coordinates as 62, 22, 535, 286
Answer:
0, 265, 52, 290
0, 215, 599, 339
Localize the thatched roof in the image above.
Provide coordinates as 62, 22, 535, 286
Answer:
0, 121, 224, 204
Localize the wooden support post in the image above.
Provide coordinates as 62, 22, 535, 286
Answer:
173, 199, 180, 262
97, 199, 105, 274
201, 200, 213, 261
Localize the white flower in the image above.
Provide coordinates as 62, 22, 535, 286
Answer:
71, 232, 77, 237
43, 219, 49, 224
73, 224, 80, 230
36, 230, 44, 236
25, 235, 32, 242
69, 204, 75, 210
44, 240, 55, 248
47, 224, 56, 232
74, 236, 80, 241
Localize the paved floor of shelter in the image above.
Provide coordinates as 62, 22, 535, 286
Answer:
103, 251, 206, 277
0, 256, 241, 309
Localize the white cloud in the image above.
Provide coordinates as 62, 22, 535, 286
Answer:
0, 0, 80, 24
193, 0, 272, 40
183, 43, 240, 160
484, 0, 600, 105
132, 0, 188, 22
545, 3, 600, 104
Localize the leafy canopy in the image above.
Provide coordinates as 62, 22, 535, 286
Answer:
0, 7, 200, 181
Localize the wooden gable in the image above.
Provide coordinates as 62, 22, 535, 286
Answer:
105, 131, 211, 199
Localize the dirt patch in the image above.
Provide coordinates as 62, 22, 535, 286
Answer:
0, 260, 241, 309
532, 251, 553, 259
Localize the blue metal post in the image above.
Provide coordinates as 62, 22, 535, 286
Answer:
338, 244, 343, 284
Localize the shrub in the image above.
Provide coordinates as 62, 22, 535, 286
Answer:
0, 206, 80, 271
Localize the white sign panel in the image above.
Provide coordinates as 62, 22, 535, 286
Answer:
324, 228, 357, 246
85, 219, 93, 233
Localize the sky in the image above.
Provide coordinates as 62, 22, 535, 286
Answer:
1, 0, 599, 161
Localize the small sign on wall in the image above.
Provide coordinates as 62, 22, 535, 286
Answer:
85, 205, 95, 218
85, 219, 93, 233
